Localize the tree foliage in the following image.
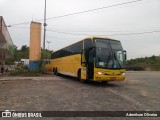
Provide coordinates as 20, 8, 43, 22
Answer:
5, 45, 52, 65
126, 55, 160, 71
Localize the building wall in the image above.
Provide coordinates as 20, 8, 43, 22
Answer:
0, 16, 2, 32
29, 22, 41, 61
0, 16, 15, 61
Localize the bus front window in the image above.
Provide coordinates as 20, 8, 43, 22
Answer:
95, 39, 125, 69
110, 41, 126, 69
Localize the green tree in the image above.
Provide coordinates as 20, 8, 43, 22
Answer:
21, 45, 28, 51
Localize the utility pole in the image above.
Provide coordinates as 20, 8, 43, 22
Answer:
42, 0, 47, 73
43, 0, 47, 50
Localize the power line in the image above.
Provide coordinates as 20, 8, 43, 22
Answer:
108, 30, 160, 36
8, 22, 30, 27
45, 0, 143, 20
47, 29, 91, 36
47, 29, 160, 36
46, 27, 160, 33
10, 26, 160, 36
11, 26, 160, 32
8, 0, 143, 26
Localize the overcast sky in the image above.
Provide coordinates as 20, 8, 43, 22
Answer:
0, 0, 160, 59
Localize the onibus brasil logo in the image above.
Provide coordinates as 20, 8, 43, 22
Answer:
2, 110, 42, 118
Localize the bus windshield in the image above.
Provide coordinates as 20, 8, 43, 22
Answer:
94, 38, 125, 69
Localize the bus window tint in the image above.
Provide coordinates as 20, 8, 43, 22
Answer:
51, 41, 83, 59
110, 41, 125, 68
94, 38, 125, 69
74, 41, 83, 54
84, 39, 92, 59
95, 39, 113, 68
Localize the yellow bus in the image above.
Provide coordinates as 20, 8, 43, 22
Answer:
51, 36, 126, 82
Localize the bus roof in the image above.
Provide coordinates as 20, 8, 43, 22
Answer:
85, 36, 119, 41
52, 36, 120, 53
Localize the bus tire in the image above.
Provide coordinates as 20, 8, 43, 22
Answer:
101, 81, 108, 84
54, 68, 58, 76
53, 68, 55, 72
52, 68, 55, 75
77, 70, 81, 81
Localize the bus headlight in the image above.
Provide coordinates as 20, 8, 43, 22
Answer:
121, 72, 125, 75
97, 72, 105, 75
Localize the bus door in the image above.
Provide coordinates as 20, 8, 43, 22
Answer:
84, 39, 94, 80
87, 48, 94, 80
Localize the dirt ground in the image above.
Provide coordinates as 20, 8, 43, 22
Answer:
0, 71, 160, 120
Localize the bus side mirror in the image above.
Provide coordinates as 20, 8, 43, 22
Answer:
123, 50, 127, 60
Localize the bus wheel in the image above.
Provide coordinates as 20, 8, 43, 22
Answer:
54, 68, 58, 75
101, 81, 108, 84
77, 70, 81, 81
52, 68, 55, 75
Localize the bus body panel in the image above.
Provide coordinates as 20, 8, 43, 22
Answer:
94, 68, 126, 81
81, 67, 87, 80
52, 54, 81, 77
45, 64, 52, 72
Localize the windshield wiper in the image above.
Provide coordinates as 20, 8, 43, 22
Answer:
114, 52, 121, 68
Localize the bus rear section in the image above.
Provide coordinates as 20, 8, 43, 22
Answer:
51, 40, 83, 77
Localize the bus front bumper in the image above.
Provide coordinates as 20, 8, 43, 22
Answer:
94, 72, 126, 82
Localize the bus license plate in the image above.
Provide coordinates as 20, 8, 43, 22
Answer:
110, 77, 116, 80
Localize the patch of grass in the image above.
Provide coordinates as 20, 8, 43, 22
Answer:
9, 70, 43, 77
